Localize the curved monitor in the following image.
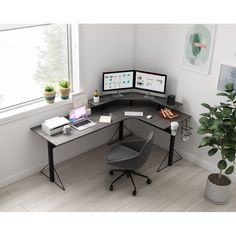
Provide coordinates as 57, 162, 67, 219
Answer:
103, 70, 134, 92
134, 70, 167, 95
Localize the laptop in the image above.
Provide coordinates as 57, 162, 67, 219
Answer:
69, 106, 96, 131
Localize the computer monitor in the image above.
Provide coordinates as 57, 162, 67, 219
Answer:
134, 70, 167, 98
102, 70, 134, 96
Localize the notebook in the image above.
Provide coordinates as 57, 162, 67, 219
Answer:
69, 106, 96, 131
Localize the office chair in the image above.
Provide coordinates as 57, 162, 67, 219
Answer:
105, 131, 154, 196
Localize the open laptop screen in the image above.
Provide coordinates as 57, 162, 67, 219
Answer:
69, 106, 87, 122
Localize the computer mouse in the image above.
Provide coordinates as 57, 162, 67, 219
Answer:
146, 115, 152, 119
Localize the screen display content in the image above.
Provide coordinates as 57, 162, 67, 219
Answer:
135, 71, 167, 94
69, 106, 87, 122
103, 71, 134, 91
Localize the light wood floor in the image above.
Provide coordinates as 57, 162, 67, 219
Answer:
0, 142, 236, 212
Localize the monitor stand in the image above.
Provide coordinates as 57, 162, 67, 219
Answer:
112, 90, 124, 97
143, 92, 155, 100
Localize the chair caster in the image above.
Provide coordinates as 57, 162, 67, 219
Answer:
146, 179, 152, 184
109, 170, 114, 176
110, 185, 113, 191
132, 190, 137, 196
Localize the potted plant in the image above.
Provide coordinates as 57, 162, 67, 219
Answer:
198, 83, 236, 204
93, 89, 100, 103
59, 80, 70, 100
44, 85, 56, 104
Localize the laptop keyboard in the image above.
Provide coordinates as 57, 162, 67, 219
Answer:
73, 120, 91, 127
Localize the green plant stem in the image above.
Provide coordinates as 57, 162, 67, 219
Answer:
217, 170, 222, 185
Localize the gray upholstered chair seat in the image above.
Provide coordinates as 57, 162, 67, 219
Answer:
105, 131, 154, 196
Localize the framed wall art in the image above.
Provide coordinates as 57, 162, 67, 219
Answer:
217, 64, 236, 91
182, 24, 216, 75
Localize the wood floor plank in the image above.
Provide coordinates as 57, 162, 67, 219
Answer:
0, 141, 235, 212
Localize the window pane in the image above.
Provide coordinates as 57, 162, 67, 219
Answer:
0, 24, 69, 110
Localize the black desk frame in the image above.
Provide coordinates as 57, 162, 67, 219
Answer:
41, 120, 127, 191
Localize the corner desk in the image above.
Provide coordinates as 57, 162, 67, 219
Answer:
31, 92, 191, 190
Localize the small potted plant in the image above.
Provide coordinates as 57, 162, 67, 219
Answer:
44, 85, 56, 104
93, 89, 100, 103
198, 83, 236, 204
59, 80, 70, 100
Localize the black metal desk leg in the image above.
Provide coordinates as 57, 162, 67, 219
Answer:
47, 141, 55, 182
168, 135, 175, 166
119, 120, 124, 140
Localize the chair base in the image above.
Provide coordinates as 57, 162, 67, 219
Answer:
109, 169, 152, 196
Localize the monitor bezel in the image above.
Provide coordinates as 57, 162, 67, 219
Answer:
134, 70, 167, 95
102, 70, 135, 92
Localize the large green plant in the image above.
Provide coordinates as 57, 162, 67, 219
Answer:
198, 83, 236, 180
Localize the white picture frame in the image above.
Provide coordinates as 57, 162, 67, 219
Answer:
182, 24, 216, 75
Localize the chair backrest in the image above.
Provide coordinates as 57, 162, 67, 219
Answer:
132, 131, 154, 170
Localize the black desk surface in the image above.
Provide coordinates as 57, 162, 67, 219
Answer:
31, 103, 191, 147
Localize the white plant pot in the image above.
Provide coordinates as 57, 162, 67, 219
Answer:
93, 96, 99, 103
205, 173, 231, 204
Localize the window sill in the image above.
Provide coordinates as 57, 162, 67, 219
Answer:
0, 96, 72, 126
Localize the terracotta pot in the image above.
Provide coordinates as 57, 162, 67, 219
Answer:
205, 173, 231, 204
59, 87, 70, 100
44, 91, 56, 104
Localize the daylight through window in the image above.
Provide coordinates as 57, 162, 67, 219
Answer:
0, 24, 71, 110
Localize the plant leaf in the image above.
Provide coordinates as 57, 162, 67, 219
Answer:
200, 113, 211, 117
217, 93, 228, 97
225, 165, 234, 175
209, 119, 221, 130
233, 109, 236, 119
226, 155, 235, 162
217, 160, 227, 170
199, 117, 210, 128
222, 107, 232, 117
201, 103, 212, 110
208, 148, 218, 156
199, 137, 212, 147
225, 83, 234, 93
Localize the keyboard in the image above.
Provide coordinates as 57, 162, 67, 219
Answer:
72, 119, 96, 131
124, 111, 143, 117
73, 119, 91, 127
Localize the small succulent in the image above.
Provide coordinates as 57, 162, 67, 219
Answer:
44, 85, 55, 92
94, 89, 99, 97
59, 80, 70, 89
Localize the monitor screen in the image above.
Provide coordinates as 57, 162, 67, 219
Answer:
103, 70, 134, 91
134, 71, 167, 94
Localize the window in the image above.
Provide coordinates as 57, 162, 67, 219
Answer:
0, 24, 79, 111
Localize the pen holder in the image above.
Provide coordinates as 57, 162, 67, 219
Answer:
93, 96, 99, 103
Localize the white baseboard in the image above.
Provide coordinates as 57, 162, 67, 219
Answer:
178, 149, 236, 183
0, 163, 44, 189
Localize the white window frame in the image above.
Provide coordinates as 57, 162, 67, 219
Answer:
0, 24, 81, 114
69, 24, 81, 93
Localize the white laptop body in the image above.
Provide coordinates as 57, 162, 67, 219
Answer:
69, 106, 96, 131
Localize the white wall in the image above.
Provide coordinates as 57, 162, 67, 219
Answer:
0, 24, 136, 188
134, 24, 236, 181
81, 24, 135, 97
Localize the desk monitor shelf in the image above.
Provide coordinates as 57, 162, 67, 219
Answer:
88, 92, 182, 110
